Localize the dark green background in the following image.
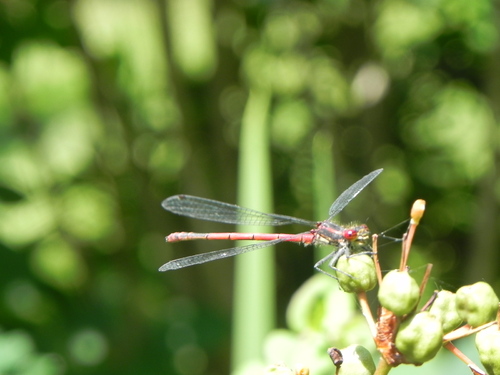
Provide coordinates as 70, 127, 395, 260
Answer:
0, 0, 498, 374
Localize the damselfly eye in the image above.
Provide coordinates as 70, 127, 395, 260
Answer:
343, 229, 358, 240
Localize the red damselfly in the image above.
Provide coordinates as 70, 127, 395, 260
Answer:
160, 169, 383, 277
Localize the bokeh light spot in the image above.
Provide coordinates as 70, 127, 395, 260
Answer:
173, 344, 208, 375
31, 236, 87, 290
68, 329, 108, 366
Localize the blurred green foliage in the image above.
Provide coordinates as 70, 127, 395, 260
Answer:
0, 0, 499, 374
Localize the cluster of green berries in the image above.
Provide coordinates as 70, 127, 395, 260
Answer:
335, 255, 500, 374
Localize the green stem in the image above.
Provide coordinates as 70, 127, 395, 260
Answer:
231, 88, 275, 373
374, 357, 393, 375
311, 130, 336, 261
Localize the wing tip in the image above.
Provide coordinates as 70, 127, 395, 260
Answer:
161, 195, 182, 209
158, 263, 172, 272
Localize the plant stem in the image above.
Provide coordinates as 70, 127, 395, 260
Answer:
374, 357, 392, 375
231, 88, 275, 373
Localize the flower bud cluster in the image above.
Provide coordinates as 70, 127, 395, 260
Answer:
378, 274, 500, 368
456, 282, 500, 375
377, 269, 443, 364
318, 195, 499, 373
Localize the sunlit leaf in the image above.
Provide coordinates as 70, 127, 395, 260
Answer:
0, 143, 49, 193
59, 184, 116, 242
0, 330, 35, 370
0, 329, 63, 375
271, 99, 312, 150
167, 0, 217, 81
374, 0, 442, 61
38, 109, 98, 181
408, 83, 494, 183
308, 56, 351, 113
12, 42, 90, 117
0, 198, 56, 247
31, 236, 87, 290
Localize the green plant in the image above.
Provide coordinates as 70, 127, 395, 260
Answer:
0, 329, 63, 375
262, 200, 500, 375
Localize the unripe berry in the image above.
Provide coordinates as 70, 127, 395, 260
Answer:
336, 255, 377, 293
395, 312, 443, 364
378, 270, 419, 316
456, 282, 499, 327
475, 325, 500, 375
428, 290, 463, 333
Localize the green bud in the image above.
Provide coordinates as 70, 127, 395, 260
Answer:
378, 270, 419, 316
428, 290, 463, 333
395, 312, 443, 364
336, 255, 377, 293
456, 282, 499, 327
475, 325, 500, 375
337, 345, 375, 375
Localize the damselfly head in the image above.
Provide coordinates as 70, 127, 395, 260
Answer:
346, 224, 370, 242
343, 224, 369, 241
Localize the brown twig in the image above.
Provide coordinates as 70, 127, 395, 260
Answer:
358, 291, 377, 338
443, 321, 497, 342
372, 234, 383, 284
443, 342, 486, 375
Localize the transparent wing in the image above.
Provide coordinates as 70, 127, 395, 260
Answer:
159, 239, 287, 271
162, 195, 314, 226
328, 169, 383, 219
